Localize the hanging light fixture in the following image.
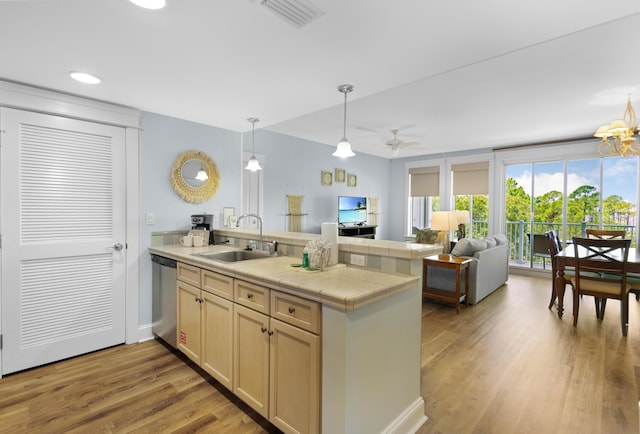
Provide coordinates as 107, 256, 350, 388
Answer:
245, 117, 262, 171
195, 164, 208, 181
333, 84, 355, 158
594, 96, 640, 157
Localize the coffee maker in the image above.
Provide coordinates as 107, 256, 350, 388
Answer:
191, 214, 215, 245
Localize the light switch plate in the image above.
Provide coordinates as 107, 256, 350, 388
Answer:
146, 212, 155, 225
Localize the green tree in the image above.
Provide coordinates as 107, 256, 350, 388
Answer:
505, 177, 530, 222
534, 190, 562, 223
603, 195, 635, 226
567, 185, 599, 224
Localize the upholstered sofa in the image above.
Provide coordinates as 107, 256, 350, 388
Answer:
425, 234, 509, 304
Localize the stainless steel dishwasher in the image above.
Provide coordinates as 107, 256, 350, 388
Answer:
151, 254, 177, 348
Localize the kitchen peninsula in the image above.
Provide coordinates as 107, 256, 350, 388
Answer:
149, 230, 439, 434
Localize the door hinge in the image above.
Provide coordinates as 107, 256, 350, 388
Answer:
0, 334, 3, 350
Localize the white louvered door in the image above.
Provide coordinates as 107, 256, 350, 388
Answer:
1, 108, 126, 374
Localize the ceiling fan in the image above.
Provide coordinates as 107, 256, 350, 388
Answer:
385, 129, 420, 155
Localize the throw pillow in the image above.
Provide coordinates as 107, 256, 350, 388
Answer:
451, 238, 488, 256
491, 233, 508, 245
415, 228, 440, 244
484, 237, 497, 248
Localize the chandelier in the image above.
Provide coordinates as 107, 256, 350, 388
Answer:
594, 97, 639, 157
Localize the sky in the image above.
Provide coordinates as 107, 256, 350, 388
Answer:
506, 157, 638, 203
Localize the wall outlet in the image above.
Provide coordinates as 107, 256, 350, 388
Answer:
146, 212, 155, 225
350, 254, 366, 266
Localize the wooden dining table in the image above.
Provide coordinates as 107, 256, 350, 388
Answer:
554, 245, 640, 318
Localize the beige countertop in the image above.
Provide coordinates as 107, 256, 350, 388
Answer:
214, 228, 442, 259
149, 244, 419, 311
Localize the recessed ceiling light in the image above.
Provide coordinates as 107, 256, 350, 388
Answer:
69, 71, 101, 84
129, 0, 166, 9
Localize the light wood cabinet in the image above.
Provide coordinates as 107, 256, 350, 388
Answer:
176, 279, 202, 364
233, 280, 321, 434
176, 264, 234, 388
177, 261, 321, 434
269, 317, 320, 434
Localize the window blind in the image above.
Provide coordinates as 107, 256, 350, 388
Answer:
452, 162, 489, 195
409, 166, 439, 197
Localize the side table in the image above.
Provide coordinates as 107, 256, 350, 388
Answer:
422, 254, 472, 314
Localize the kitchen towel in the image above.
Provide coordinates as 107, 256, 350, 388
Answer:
321, 222, 339, 266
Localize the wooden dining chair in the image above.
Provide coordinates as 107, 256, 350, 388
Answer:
545, 229, 570, 309
585, 229, 626, 239
571, 237, 631, 336
585, 229, 640, 300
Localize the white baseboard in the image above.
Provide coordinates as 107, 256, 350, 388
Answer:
137, 323, 154, 343
381, 397, 428, 434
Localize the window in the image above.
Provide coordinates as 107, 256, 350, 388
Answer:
408, 166, 439, 234
452, 162, 489, 238
505, 156, 637, 269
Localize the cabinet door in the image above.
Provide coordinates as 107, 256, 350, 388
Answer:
233, 304, 269, 418
177, 280, 201, 365
201, 291, 233, 389
269, 318, 320, 434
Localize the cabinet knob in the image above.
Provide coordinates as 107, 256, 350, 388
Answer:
261, 326, 267, 333
247, 293, 253, 299
288, 307, 295, 314
268, 330, 274, 336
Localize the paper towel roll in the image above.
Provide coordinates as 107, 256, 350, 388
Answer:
321, 222, 339, 266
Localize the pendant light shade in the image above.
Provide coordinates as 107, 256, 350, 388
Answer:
333, 84, 355, 158
195, 165, 208, 181
245, 117, 262, 171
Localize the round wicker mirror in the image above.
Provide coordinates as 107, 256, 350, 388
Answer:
170, 150, 220, 203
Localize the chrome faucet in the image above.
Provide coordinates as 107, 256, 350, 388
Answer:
236, 213, 263, 250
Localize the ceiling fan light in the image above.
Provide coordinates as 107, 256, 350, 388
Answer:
245, 155, 262, 171
333, 139, 355, 158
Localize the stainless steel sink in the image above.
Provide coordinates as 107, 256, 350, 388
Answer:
195, 250, 270, 263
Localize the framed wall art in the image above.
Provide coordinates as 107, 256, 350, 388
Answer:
335, 168, 346, 183
347, 173, 357, 187
321, 170, 333, 186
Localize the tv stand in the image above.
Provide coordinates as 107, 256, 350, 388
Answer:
338, 225, 377, 239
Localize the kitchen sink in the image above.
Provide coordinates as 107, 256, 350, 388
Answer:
195, 250, 271, 263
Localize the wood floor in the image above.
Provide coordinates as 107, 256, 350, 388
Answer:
1, 274, 639, 433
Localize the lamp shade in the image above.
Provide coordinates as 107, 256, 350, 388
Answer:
455, 210, 470, 224
245, 156, 262, 172
333, 139, 355, 158
431, 211, 458, 231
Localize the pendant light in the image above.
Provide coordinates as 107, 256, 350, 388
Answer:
333, 84, 355, 158
195, 164, 208, 181
245, 117, 262, 171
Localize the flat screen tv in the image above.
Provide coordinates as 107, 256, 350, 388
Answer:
338, 196, 367, 225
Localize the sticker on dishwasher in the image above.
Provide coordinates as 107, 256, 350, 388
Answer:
180, 331, 187, 345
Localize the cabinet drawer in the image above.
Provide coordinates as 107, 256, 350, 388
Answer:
177, 262, 201, 287
202, 269, 234, 300
271, 291, 321, 334
234, 280, 270, 314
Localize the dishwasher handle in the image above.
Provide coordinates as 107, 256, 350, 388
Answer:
150, 254, 177, 268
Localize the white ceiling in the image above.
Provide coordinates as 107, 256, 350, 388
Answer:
1, 0, 640, 159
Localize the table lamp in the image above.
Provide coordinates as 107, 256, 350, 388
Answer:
455, 210, 470, 239
431, 211, 458, 254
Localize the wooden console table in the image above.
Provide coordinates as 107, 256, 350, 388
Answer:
422, 254, 472, 314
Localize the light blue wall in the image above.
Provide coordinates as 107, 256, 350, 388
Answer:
139, 112, 242, 325
138, 113, 392, 327
248, 130, 391, 237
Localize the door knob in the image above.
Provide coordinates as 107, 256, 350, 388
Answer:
113, 243, 123, 251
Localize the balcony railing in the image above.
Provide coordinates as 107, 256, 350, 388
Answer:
470, 220, 636, 268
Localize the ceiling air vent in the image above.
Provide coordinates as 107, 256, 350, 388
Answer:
253, 0, 325, 29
